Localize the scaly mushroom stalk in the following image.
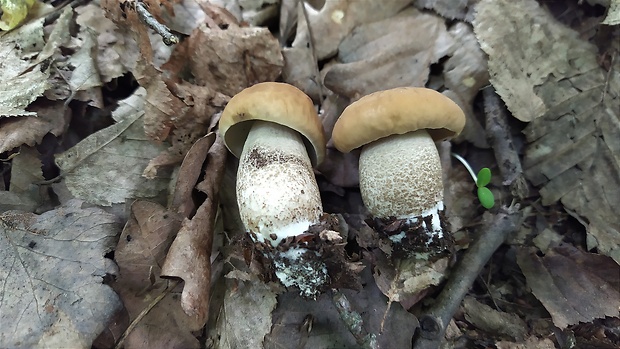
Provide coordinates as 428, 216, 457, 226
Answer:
359, 129, 444, 237
237, 120, 322, 245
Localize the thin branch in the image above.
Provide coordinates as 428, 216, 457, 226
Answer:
332, 290, 378, 349
135, 1, 178, 46
412, 206, 522, 348
483, 87, 529, 199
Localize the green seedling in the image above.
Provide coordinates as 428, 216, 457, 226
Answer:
452, 153, 495, 209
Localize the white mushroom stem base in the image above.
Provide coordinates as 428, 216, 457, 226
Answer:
359, 129, 444, 236
236, 121, 323, 246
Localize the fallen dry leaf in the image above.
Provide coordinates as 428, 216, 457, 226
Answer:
187, 24, 284, 97
293, 0, 411, 60
209, 0, 279, 26
0, 199, 122, 348
113, 200, 202, 349
323, 8, 454, 99
55, 88, 171, 206
75, 4, 141, 83
2, 146, 44, 212
0, 16, 49, 117
495, 336, 556, 349
0, 102, 70, 154
211, 276, 278, 349
474, 0, 600, 122
475, 0, 620, 264
516, 244, 620, 329
169, 133, 216, 218
161, 136, 227, 326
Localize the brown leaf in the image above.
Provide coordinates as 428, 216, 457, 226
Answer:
0, 102, 70, 153
75, 4, 142, 83
113, 200, 202, 348
323, 8, 454, 99
187, 24, 284, 97
516, 244, 620, 329
161, 136, 227, 326
169, 133, 216, 217
474, 0, 600, 122
475, 0, 620, 263
292, 0, 411, 60
0, 200, 121, 348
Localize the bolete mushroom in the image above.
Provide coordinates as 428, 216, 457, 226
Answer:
219, 82, 326, 246
332, 87, 465, 239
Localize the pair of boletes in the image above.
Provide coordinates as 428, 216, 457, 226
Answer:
219, 82, 466, 247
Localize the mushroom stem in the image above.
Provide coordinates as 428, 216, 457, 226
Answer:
236, 121, 323, 246
359, 129, 443, 219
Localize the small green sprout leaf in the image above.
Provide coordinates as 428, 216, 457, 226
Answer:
476, 168, 492, 188
477, 186, 495, 209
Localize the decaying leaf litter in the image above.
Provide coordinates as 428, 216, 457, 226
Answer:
0, 0, 618, 348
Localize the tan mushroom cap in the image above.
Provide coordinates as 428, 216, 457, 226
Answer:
219, 82, 326, 165
332, 87, 466, 153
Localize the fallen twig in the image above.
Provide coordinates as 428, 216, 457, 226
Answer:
412, 206, 522, 349
135, 0, 178, 45
483, 87, 529, 199
332, 290, 379, 349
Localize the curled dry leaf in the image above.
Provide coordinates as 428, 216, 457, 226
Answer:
170, 133, 217, 218
475, 0, 620, 263
161, 136, 228, 326
516, 244, 620, 329
0, 200, 122, 348
0, 102, 70, 154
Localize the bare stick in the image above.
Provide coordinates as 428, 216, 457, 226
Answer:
483, 87, 529, 199
332, 290, 379, 349
412, 206, 522, 349
135, 1, 178, 46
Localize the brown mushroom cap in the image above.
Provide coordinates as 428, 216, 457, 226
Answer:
219, 82, 326, 165
332, 87, 466, 153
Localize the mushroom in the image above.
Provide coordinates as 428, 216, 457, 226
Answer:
219, 82, 326, 246
332, 87, 465, 238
